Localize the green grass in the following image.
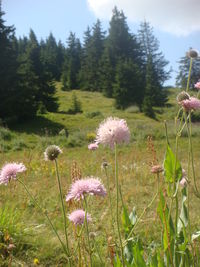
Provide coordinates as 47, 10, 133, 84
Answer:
1, 84, 200, 265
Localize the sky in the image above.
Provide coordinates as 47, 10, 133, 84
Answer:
2, 0, 200, 86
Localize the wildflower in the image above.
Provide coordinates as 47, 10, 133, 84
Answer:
194, 81, 200, 90
88, 143, 98, 150
96, 117, 130, 149
187, 49, 199, 59
151, 165, 163, 174
180, 97, 200, 111
0, 162, 26, 185
68, 209, 91, 226
33, 258, 40, 265
66, 177, 106, 202
44, 145, 62, 161
176, 91, 190, 103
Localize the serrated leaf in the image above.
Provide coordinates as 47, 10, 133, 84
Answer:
164, 145, 182, 183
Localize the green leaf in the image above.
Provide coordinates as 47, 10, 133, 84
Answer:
131, 242, 147, 267
122, 206, 137, 234
114, 254, 123, 267
164, 145, 182, 183
122, 206, 132, 233
157, 191, 175, 253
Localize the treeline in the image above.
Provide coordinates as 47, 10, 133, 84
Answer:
0, 5, 171, 122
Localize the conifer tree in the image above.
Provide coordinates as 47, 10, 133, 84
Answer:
0, 2, 20, 119
176, 51, 200, 89
113, 59, 142, 109
40, 33, 60, 80
100, 7, 141, 98
138, 21, 170, 107
79, 20, 105, 91
62, 32, 81, 90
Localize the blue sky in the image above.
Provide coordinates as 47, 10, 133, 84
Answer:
2, 0, 200, 86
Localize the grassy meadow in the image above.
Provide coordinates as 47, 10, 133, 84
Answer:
1, 83, 200, 266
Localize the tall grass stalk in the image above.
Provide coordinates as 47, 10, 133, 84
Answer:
54, 159, 71, 266
114, 143, 125, 266
17, 178, 69, 259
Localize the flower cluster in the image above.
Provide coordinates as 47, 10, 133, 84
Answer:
66, 177, 106, 202
180, 97, 200, 111
96, 117, 130, 149
68, 209, 91, 226
0, 162, 26, 185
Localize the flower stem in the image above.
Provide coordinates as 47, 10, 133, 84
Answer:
84, 196, 92, 267
54, 159, 71, 265
123, 181, 158, 247
17, 178, 69, 259
114, 143, 125, 266
186, 58, 193, 92
104, 167, 115, 236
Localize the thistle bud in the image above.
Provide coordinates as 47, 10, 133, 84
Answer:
44, 145, 62, 161
187, 49, 199, 59
176, 91, 190, 103
151, 165, 163, 174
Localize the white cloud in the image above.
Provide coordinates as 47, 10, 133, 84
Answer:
87, 0, 200, 36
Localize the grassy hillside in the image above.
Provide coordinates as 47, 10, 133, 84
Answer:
1, 82, 197, 154
1, 84, 200, 265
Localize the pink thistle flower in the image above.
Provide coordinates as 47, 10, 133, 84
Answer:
0, 162, 26, 185
96, 117, 130, 149
151, 165, 163, 174
194, 81, 200, 90
88, 143, 98, 150
66, 177, 106, 202
68, 209, 91, 226
180, 97, 200, 111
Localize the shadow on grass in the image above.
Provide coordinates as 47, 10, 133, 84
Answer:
9, 116, 65, 136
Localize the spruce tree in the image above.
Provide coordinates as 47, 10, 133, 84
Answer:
19, 29, 58, 115
100, 7, 141, 97
62, 32, 81, 90
138, 21, 170, 106
0, 2, 19, 119
79, 20, 105, 91
40, 33, 60, 80
176, 51, 200, 89
142, 56, 156, 118
113, 59, 142, 109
